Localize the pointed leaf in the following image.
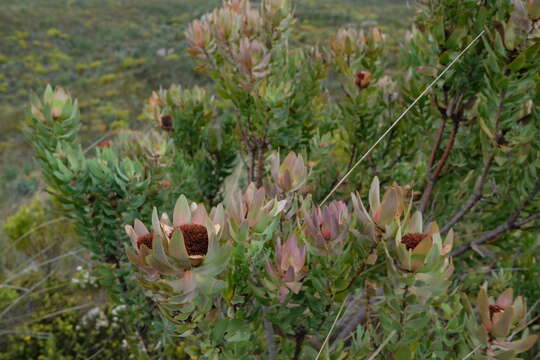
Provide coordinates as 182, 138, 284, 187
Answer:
501, 334, 538, 354
492, 307, 514, 338
125, 243, 144, 267
496, 288, 514, 308
478, 288, 491, 329
169, 229, 191, 263
369, 177, 380, 216
173, 195, 191, 226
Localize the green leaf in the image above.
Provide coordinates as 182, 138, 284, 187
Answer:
169, 228, 190, 263
492, 307, 514, 338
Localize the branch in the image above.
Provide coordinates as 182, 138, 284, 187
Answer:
0, 301, 98, 325
255, 140, 267, 188
441, 153, 495, 233
427, 118, 446, 171
330, 292, 367, 351
263, 308, 278, 360
0, 272, 53, 320
442, 90, 507, 233
419, 119, 459, 213
293, 328, 306, 360
452, 179, 540, 256
514, 213, 540, 227
250, 147, 256, 184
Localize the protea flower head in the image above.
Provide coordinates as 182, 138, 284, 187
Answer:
224, 0, 262, 36
207, 7, 242, 42
475, 287, 538, 355
262, 0, 291, 28
124, 195, 230, 305
144, 90, 175, 132
393, 211, 453, 274
351, 177, 409, 241
30, 84, 78, 123
144, 91, 164, 125
381, 212, 454, 301
114, 130, 171, 169
234, 38, 271, 79
270, 152, 308, 194
124, 219, 158, 276
370, 27, 383, 43
160, 195, 227, 267
225, 182, 286, 237
185, 19, 213, 58
304, 200, 349, 251
265, 234, 306, 302
330, 28, 364, 57
263, 0, 289, 14
355, 70, 372, 89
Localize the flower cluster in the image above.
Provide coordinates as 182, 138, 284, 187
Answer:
474, 288, 538, 357
269, 152, 308, 194
225, 182, 286, 236
351, 176, 409, 241
125, 195, 230, 306
329, 27, 384, 74
304, 200, 349, 252
184, 0, 288, 83
265, 234, 306, 301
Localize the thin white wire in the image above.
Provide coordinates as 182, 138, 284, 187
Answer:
314, 29, 486, 358
319, 29, 486, 206
367, 330, 396, 360
461, 345, 482, 360
314, 297, 348, 360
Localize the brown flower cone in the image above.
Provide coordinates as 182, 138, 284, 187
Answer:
174, 224, 209, 256
401, 233, 429, 250
489, 304, 505, 319
355, 71, 372, 89
137, 232, 154, 249
160, 114, 173, 131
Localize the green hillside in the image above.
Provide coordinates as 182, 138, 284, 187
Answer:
0, 0, 412, 222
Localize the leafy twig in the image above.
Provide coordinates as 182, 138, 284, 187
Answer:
452, 179, 540, 256
367, 330, 396, 360
427, 118, 446, 171
441, 153, 495, 233
419, 119, 459, 213
263, 307, 278, 360
315, 297, 348, 360
293, 327, 307, 360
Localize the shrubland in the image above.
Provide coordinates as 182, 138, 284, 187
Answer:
1, 0, 540, 359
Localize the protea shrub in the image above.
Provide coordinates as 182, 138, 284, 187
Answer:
121, 153, 536, 358
23, 0, 540, 358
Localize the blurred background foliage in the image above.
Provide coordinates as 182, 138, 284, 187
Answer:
0, 0, 412, 223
